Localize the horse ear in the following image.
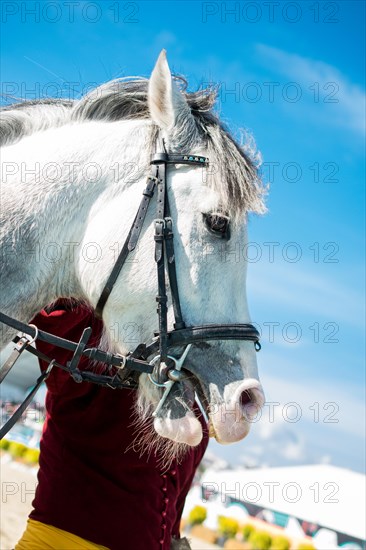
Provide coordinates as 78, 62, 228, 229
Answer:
148, 50, 194, 134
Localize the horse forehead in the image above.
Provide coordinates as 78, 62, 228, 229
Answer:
167, 169, 217, 218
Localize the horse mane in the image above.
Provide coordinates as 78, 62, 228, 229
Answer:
0, 77, 266, 215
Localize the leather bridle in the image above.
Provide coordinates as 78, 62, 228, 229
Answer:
0, 145, 260, 439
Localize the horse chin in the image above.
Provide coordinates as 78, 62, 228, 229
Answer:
153, 412, 203, 446
153, 377, 203, 446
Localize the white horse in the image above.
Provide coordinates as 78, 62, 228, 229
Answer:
0, 51, 266, 451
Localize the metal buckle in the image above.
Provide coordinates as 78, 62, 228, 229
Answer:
154, 218, 166, 229
113, 354, 127, 370
67, 327, 92, 383
164, 217, 173, 237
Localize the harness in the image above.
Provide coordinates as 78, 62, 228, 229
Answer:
0, 147, 260, 439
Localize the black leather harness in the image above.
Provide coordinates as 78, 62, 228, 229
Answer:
0, 148, 260, 439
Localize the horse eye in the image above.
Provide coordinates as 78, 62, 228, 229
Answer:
203, 212, 231, 240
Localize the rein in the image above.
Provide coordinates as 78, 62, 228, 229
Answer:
0, 146, 261, 439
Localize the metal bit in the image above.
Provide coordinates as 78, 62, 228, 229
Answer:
194, 392, 209, 424
151, 344, 192, 417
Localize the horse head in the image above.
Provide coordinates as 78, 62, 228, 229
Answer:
79, 51, 266, 449
0, 51, 266, 452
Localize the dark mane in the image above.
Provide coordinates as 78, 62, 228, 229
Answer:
0, 77, 266, 215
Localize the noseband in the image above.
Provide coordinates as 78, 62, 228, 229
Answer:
0, 144, 260, 438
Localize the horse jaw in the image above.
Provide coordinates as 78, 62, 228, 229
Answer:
154, 413, 203, 447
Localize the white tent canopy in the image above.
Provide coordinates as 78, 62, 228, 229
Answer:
200, 464, 365, 541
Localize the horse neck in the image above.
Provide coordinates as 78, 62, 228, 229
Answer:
0, 119, 150, 326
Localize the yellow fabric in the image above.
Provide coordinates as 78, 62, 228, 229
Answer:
15, 518, 110, 550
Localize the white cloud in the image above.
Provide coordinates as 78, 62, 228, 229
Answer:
247, 260, 365, 330
260, 368, 366, 440
256, 44, 365, 136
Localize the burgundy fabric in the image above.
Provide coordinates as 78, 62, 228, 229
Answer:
29, 302, 208, 550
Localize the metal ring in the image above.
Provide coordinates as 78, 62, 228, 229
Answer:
23, 324, 39, 346
148, 373, 168, 388
149, 354, 161, 366
148, 355, 165, 387
148, 354, 176, 387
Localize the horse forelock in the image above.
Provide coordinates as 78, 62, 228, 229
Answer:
0, 77, 266, 216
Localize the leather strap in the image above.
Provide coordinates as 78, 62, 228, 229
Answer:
0, 312, 152, 373
164, 195, 185, 330
0, 363, 53, 440
128, 174, 158, 252
95, 174, 158, 318
0, 336, 29, 383
154, 162, 169, 379
145, 324, 261, 356
151, 153, 208, 166
10, 335, 140, 389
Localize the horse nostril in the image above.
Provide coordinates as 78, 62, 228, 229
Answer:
240, 390, 252, 407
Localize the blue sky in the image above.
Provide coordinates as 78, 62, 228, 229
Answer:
1, 1, 365, 472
